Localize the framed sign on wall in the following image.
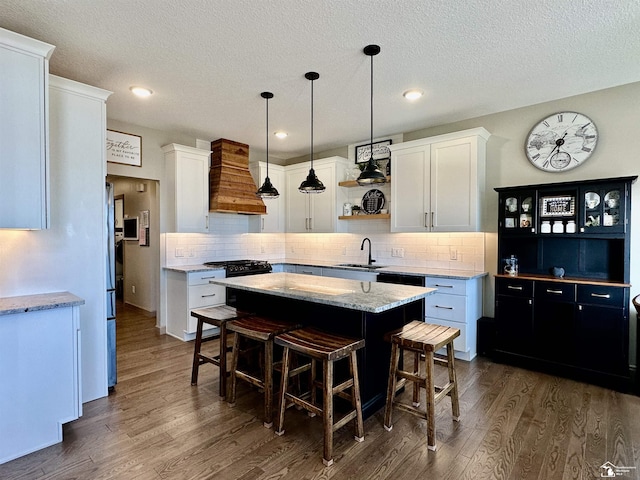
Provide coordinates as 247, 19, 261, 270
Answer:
354, 139, 391, 164
107, 130, 142, 166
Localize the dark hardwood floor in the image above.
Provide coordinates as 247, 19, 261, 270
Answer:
2, 302, 639, 479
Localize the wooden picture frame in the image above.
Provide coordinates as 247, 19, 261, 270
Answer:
107, 130, 142, 167
355, 139, 391, 164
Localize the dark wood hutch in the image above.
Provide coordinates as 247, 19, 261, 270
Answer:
494, 176, 637, 391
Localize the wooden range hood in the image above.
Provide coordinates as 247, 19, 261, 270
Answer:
209, 138, 266, 215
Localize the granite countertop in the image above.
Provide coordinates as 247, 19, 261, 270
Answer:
164, 265, 225, 273
166, 260, 487, 280
0, 292, 85, 316
299, 261, 487, 280
209, 272, 436, 313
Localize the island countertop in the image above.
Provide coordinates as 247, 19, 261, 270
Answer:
209, 272, 436, 313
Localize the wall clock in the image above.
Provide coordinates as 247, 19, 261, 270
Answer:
525, 112, 598, 172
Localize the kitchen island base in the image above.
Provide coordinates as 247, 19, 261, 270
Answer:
232, 289, 421, 419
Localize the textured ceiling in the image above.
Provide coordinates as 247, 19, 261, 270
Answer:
2, 0, 640, 162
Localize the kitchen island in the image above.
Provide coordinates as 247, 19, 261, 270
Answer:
209, 272, 436, 418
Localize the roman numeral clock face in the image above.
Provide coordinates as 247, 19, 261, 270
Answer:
525, 112, 598, 172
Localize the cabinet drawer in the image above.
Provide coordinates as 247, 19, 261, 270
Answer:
188, 269, 225, 286
426, 277, 466, 296
296, 265, 322, 275
425, 318, 468, 353
188, 284, 225, 308
426, 293, 466, 323
535, 281, 576, 302
577, 284, 625, 307
496, 277, 533, 297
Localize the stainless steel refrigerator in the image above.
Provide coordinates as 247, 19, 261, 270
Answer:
106, 182, 117, 388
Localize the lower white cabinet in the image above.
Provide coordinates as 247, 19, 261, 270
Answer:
295, 265, 323, 275
166, 269, 226, 341
322, 268, 378, 282
0, 298, 81, 464
425, 276, 483, 361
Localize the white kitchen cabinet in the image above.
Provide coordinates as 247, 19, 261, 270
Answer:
285, 156, 349, 232
0, 28, 55, 229
166, 269, 226, 341
424, 276, 483, 361
0, 294, 82, 464
163, 144, 211, 233
322, 268, 378, 282
249, 161, 285, 233
295, 265, 323, 275
390, 128, 490, 232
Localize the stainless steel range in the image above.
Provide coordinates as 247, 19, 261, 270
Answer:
203, 260, 272, 306
203, 259, 272, 277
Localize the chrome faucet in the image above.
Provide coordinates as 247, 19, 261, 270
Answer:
361, 237, 375, 265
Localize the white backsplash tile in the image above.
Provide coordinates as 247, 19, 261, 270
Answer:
163, 230, 485, 271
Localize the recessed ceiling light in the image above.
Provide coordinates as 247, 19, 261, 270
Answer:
274, 131, 288, 139
130, 86, 153, 97
403, 89, 424, 101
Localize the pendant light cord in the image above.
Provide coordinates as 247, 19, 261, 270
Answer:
265, 94, 269, 178
370, 52, 374, 157
310, 76, 314, 168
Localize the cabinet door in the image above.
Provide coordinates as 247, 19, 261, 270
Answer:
0, 31, 54, 229
499, 190, 537, 234
430, 136, 479, 232
533, 281, 576, 364
251, 162, 285, 233
495, 277, 534, 355
308, 162, 335, 232
580, 182, 627, 234
575, 284, 628, 375
285, 166, 311, 232
391, 144, 429, 232
163, 144, 210, 233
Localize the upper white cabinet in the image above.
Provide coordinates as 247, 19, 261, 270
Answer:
163, 144, 210, 233
249, 162, 285, 233
390, 128, 490, 232
0, 28, 55, 229
285, 156, 349, 233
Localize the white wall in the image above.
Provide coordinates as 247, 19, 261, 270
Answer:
0, 76, 111, 403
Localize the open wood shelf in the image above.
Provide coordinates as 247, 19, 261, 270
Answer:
338, 177, 391, 188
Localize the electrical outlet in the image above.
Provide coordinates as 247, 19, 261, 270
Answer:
187, 249, 195, 257
450, 249, 458, 260
131, 285, 136, 294
175, 248, 184, 257
392, 248, 405, 258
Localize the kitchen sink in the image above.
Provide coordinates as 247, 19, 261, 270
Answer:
336, 263, 386, 270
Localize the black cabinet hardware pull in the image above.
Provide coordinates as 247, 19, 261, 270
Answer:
201, 293, 216, 298
435, 305, 453, 310
434, 284, 454, 288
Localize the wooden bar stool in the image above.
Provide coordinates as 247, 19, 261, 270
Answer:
274, 327, 365, 467
190, 305, 251, 398
383, 320, 460, 451
226, 315, 299, 428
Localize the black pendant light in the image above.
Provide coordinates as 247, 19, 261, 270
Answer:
299, 71, 326, 194
256, 91, 280, 198
357, 44, 387, 186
